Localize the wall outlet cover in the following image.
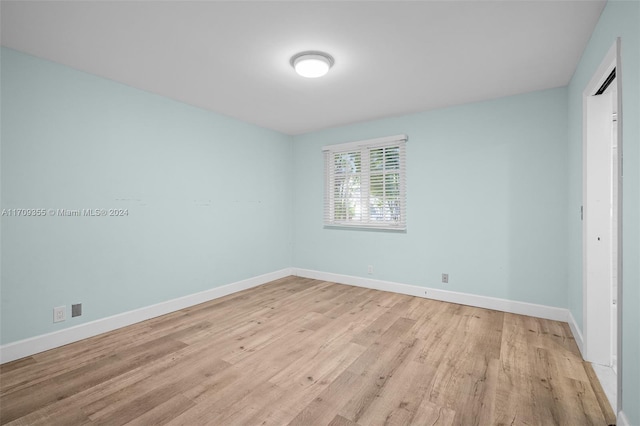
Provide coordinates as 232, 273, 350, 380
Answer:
53, 306, 66, 323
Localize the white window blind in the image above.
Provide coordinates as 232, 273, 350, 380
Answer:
323, 134, 407, 230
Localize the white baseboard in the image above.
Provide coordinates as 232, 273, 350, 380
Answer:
617, 410, 631, 426
567, 310, 584, 356
0, 268, 292, 364
293, 268, 569, 323
1, 268, 577, 365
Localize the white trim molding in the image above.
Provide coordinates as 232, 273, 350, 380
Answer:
617, 410, 630, 426
0, 268, 292, 364
568, 310, 585, 356
322, 134, 407, 152
1, 267, 578, 365
293, 268, 570, 322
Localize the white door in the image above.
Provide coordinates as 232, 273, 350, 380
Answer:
584, 91, 614, 366
610, 84, 618, 374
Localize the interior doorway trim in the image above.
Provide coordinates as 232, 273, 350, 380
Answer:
582, 38, 622, 416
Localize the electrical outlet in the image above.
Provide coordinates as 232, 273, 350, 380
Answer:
53, 306, 66, 323
442, 273, 449, 284
72, 303, 82, 317
367, 265, 374, 275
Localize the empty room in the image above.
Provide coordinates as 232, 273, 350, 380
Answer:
1, 1, 638, 425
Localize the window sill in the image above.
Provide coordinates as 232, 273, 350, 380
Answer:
323, 224, 407, 233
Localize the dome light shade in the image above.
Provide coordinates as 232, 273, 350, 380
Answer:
291, 51, 334, 78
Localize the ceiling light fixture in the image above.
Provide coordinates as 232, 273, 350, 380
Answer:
291, 51, 334, 78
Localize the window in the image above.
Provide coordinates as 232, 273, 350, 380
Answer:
323, 134, 407, 230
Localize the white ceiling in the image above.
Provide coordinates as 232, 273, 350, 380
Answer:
1, 1, 606, 135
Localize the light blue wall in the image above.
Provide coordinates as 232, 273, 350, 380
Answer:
0, 48, 293, 344
293, 88, 568, 308
566, 1, 640, 422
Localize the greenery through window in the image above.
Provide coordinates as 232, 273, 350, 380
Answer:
323, 135, 407, 230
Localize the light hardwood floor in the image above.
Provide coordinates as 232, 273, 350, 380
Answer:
0, 276, 614, 425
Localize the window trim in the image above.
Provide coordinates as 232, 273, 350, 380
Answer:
322, 134, 407, 231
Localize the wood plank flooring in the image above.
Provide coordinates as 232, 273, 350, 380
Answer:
0, 276, 613, 425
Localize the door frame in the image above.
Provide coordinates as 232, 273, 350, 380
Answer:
582, 38, 622, 413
